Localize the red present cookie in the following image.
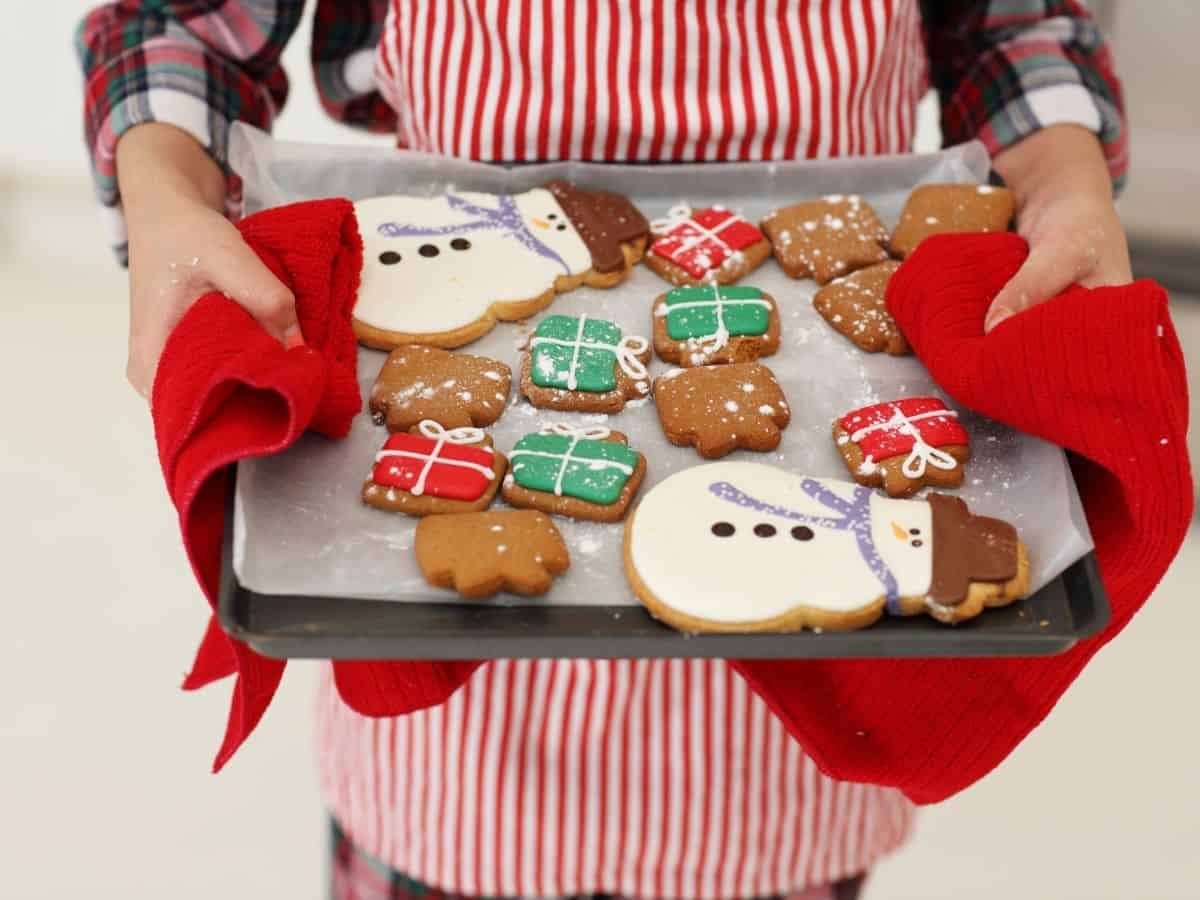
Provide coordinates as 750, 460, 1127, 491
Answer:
362, 421, 508, 516
646, 204, 771, 286
834, 398, 970, 497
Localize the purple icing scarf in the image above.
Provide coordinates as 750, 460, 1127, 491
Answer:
376, 192, 571, 273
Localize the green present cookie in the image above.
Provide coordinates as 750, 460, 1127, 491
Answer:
662, 284, 771, 342
509, 427, 640, 505
529, 314, 644, 392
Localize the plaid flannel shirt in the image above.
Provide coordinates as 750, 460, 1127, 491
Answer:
76, 0, 1127, 263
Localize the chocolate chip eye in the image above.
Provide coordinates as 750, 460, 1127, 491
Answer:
911, 539, 924, 548
711, 522, 735, 537
450, 238, 471, 251
547, 212, 558, 220
418, 244, 440, 258
379, 251, 401, 265
791, 526, 814, 541
909, 528, 921, 535
753, 523, 777, 538
556, 223, 568, 231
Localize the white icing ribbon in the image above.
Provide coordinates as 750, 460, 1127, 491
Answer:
849, 406, 960, 480
509, 423, 632, 497
530, 314, 649, 389
376, 419, 495, 496
649, 203, 751, 264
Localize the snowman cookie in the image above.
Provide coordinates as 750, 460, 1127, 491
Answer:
623, 462, 1029, 632
651, 284, 781, 367
353, 182, 649, 350
835, 398, 970, 497
362, 421, 508, 517
503, 424, 646, 523
520, 313, 652, 413
646, 204, 771, 286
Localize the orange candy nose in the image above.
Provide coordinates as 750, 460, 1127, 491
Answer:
531, 217, 551, 229
891, 521, 908, 541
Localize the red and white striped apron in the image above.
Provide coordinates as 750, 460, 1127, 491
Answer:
323, 3, 928, 895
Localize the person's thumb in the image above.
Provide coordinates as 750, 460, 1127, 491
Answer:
984, 240, 1070, 333
209, 239, 303, 347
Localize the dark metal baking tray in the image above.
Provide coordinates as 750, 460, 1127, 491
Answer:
218, 468, 1110, 660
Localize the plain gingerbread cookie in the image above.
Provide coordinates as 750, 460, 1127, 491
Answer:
416, 509, 570, 598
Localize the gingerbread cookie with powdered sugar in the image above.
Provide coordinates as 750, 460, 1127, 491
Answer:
761, 194, 890, 284
889, 183, 1015, 258
370, 345, 512, 431
812, 261, 908, 355
653, 362, 791, 459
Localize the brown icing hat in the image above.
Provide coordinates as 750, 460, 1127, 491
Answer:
927, 493, 1020, 607
546, 181, 649, 274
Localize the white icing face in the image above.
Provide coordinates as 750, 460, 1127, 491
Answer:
627, 462, 933, 623
353, 189, 592, 336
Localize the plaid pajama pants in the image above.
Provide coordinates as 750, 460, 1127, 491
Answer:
331, 820, 866, 900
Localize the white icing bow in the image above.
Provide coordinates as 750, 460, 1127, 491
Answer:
417, 419, 489, 445
649, 203, 699, 235
614, 335, 650, 382
539, 422, 612, 441
900, 443, 959, 479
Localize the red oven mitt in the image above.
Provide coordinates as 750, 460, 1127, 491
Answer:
152, 199, 480, 769
155, 201, 1190, 802
732, 232, 1192, 801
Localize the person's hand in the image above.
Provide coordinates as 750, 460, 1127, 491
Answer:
986, 124, 1132, 333
117, 123, 299, 397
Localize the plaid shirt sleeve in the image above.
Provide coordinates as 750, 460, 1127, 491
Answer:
310, 0, 397, 133
75, 1, 306, 262
921, 0, 1128, 192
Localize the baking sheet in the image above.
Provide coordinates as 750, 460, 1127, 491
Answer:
228, 125, 1093, 605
